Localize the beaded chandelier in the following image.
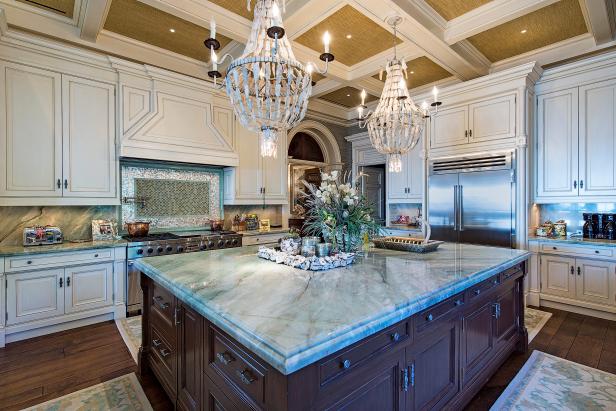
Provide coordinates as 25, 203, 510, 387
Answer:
357, 17, 440, 173
206, 0, 333, 158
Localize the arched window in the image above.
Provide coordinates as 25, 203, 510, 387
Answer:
288, 132, 325, 163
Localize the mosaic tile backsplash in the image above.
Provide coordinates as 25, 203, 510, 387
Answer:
533, 203, 616, 235
122, 164, 222, 230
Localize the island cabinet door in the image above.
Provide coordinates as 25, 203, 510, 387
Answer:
494, 279, 520, 350
203, 374, 241, 411
177, 303, 202, 411
405, 320, 459, 411
460, 300, 495, 387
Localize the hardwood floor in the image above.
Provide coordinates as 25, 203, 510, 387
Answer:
0, 321, 173, 411
466, 306, 616, 410
1, 308, 614, 410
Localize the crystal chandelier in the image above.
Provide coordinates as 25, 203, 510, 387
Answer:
357, 17, 441, 173
205, 0, 334, 158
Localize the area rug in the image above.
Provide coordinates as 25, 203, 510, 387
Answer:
116, 315, 142, 363
22, 373, 152, 411
491, 351, 616, 410
525, 307, 552, 343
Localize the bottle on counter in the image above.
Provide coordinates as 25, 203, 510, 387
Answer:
605, 214, 616, 240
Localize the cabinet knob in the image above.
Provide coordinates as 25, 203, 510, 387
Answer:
474, 289, 481, 296
237, 369, 257, 385
577, 267, 581, 276
94, 254, 99, 258
27, 260, 32, 265
454, 299, 463, 306
595, 250, 600, 254
391, 332, 401, 342
342, 359, 352, 369
426, 313, 434, 322
552, 246, 557, 250
216, 351, 235, 365
152, 339, 162, 348
159, 348, 171, 358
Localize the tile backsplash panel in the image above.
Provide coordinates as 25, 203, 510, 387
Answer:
0, 206, 117, 246
122, 164, 222, 230
535, 203, 616, 234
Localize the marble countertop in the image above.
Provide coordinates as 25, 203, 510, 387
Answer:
239, 228, 289, 237
528, 235, 616, 248
135, 243, 529, 375
384, 225, 423, 233
0, 239, 127, 257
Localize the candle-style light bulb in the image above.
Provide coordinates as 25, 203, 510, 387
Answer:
358, 105, 364, 119
210, 18, 216, 39
211, 48, 218, 70
306, 62, 314, 74
432, 86, 438, 102
421, 101, 429, 110
323, 31, 331, 54
360, 89, 366, 106
272, 2, 280, 17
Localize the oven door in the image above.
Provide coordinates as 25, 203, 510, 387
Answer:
127, 260, 143, 315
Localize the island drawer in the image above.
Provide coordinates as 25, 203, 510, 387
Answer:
319, 321, 409, 385
150, 325, 177, 399
208, 326, 267, 405
150, 282, 177, 342
466, 275, 500, 303
415, 293, 465, 334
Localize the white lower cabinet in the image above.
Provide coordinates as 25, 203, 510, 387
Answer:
6, 269, 65, 325
540, 255, 576, 299
65, 263, 113, 314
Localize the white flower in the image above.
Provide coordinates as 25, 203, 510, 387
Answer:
343, 211, 349, 218
331, 170, 339, 179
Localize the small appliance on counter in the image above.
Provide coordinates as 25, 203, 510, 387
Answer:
23, 226, 63, 246
583, 213, 616, 240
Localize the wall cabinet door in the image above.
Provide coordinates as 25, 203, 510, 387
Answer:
178, 304, 202, 411
64, 263, 113, 314
430, 105, 468, 149
468, 94, 516, 143
407, 321, 459, 411
579, 79, 616, 197
231, 126, 262, 200
387, 152, 410, 200
461, 301, 494, 387
6, 269, 64, 325
0, 62, 62, 198
536, 89, 579, 198
262, 133, 288, 201
540, 255, 576, 298
62, 76, 117, 198
575, 258, 616, 306
407, 142, 424, 200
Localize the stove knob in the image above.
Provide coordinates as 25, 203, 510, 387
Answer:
147, 248, 154, 254
225, 239, 232, 247
217, 240, 224, 247
177, 246, 184, 253
208, 241, 215, 248
232, 239, 239, 246
157, 247, 164, 253
166, 246, 173, 252
136, 249, 144, 255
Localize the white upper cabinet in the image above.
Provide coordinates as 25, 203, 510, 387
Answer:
263, 136, 288, 201
536, 88, 579, 199
387, 153, 409, 200
62, 76, 117, 198
0, 62, 62, 198
387, 141, 424, 202
431, 105, 468, 149
579, 79, 616, 197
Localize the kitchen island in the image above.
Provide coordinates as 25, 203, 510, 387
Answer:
135, 243, 529, 411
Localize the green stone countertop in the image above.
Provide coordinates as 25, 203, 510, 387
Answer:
0, 239, 127, 257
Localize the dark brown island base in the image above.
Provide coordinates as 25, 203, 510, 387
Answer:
137, 261, 527, 411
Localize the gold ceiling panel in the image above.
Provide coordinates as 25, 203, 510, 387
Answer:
320, 86, 378, 108
295, 5, 402, 67
467, 0, 588, 63
372, 56, 452, 89
16, 0, 75, 17
424, 0, 492, 21
104, 0, 233, 62
311, 72, 326, 83
208, 0, 253, 20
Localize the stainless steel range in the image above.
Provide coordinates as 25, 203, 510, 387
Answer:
125, 231, 242, 315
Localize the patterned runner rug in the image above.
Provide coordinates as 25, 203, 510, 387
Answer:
116, 315, 142, 363
525, 307, 552, 343
22, 373, 152, 411
491, 351, 616, 410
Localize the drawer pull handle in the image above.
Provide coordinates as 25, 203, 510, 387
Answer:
391, 332, 401, 342
216, 352, 235, 365
474, 289, 481, 296
152, 296, 169, 310
454, 299, 463, 306
493, 279, 498, 285
595, 250, 600, 254
94, 254, 99, 258
237, 369, 256, 385
159, 348, 171, 357
426, 313, 434, 322
553, 247, 557, 250
27, 260, 32, 265
152, 339, 162, 348
342, 359, 352, 369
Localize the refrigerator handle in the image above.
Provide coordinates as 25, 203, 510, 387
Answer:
453, 185, 458, 231
458, 186, 464, 231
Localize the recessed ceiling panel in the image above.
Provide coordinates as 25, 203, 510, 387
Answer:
104, 0, 233, 62
319, 86, 378, 108
372, 56, 452, 89
16, 0, 75, 17
295, 5, 402, 67
424, 0, 492, 21
467, 0, 588, 63
209, 0, 253, 20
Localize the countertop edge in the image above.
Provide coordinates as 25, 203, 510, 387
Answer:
136, 250, 530, 375
0, 240, 128, 258
528, 236, 616, 248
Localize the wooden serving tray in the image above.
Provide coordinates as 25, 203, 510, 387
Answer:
373, 237, 444, 253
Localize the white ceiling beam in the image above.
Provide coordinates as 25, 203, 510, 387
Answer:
346, 42, 422, 80
311, 78, 344, 97
285, 0, 344, 39
579, 0, 616, 45
79, 0, 112, 42
444, 0, 560, 45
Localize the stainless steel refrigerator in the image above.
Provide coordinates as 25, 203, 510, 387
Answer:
428, 152, 515, 247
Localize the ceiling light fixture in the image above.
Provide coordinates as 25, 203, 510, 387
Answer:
346, 34, 352, 39
205, 0, 334, 158
356, 16, 441, 173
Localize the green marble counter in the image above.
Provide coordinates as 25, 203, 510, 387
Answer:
135, 243, 529, 375
528, 235, 616, 248
0, 239, 127, 257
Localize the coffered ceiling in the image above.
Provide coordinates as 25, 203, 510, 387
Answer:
294, 5, 402, 67
320, 86, 378, 108
466, 0, 588, 62
3, 0, 615, 120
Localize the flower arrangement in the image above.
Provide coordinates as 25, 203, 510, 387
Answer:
302, 170, 382, 252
